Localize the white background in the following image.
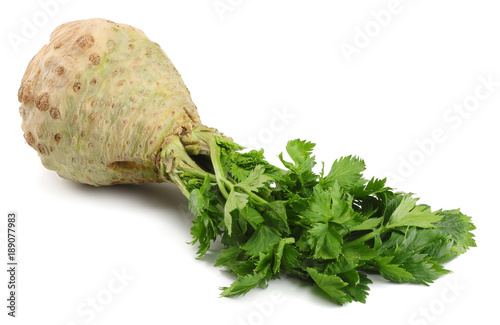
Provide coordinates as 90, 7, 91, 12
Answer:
1, 0, 498, 324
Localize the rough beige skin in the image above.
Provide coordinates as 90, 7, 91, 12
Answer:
18, 19, 203, 186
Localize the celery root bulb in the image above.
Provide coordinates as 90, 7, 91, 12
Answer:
18, 18, 207, 186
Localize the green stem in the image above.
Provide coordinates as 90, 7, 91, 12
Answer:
168, 171, 190, 197
160, 135, 213, 198
193, 129, 270, 207
246, 190, 270, 206
344, 226, 386, 248
162, 127, 271, 218
191, 129, 232, 199
178, 165, 217, 182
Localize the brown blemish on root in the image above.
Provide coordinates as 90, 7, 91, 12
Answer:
75, 35, 95, 50
89, 53, 100, 65
55, 66, 65, 75
24, 132, 35, 147
90, 78, 97, 86
20, 85, 33, 104
73, 81, 82, 92
182, 106, 197, 122
50, 107, 61, 119
35, 93, 50, 111
38, 144, 47, 155
54, 133, 62, 144
108, 160, 146, 172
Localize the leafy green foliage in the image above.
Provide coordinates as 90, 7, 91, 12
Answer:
182, 135, 477, 305
307, 222, 343, 259
224, 190, 248, 235
386, 195, 444, 228
320, 155, 366, 190
241, 225, 281, 257
188, 175, 223, 257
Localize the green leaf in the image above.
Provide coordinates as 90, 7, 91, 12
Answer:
215, 135, 244, 151
301, 183, 356, 225
224, 190, 249, 235
342, 243, 378, 264
347, 217, 384, 232
433, 209, 477, 255
241, 225, 281, 257
230, 163, 250, 182
374, 256, 415, 283
325, 256, 356, 275
188, 176, 222, 257
306, 267, 348, 305
281, 244, 302, 274
399, 255, 450, 285
387, 195, 443, 228
214, 246, 246, 271
189, 189, 207, 217
267, 200, 289, 232
376, 228, 453, 284
278, 152, 295, 170
272, 238, 295, 274
321, 156, 366, 190
273, 238, 286, 274
340, 268, 360, 286
277, 140, 318, 199
255, 251, 273, 279
190, 211, 220, 257
351, 177, 388, 197
237, 165, 274, 192
188, 175, 212, 216
239, 206, 264, 229
307, 222, 343, 260
324, 259, 372, 304
220, 273, 265, 297
342, 273, 372, 304
286, 139, 316, 167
